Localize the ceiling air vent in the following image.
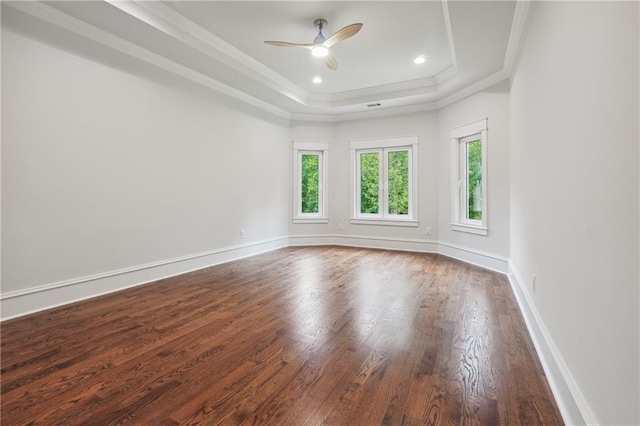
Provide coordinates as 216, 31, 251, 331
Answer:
366, 102, 382, 108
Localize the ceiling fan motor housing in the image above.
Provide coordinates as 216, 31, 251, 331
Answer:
313, 19, 328, 43
314, 19, 328, 30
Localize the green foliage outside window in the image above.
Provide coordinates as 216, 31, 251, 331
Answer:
466, 140, 482, 220
301, 154, 319, 213
360, 152, 379, 214
387, 151, 409, 215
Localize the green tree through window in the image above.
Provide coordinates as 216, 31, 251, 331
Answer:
352, 137, 416, 222
466, 140, 482, 220
387, 151, 409, 215
360, 152, 379, 214
450, 120, 486, 233
301, 154, 319, 214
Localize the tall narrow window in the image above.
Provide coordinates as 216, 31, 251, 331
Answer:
301, 153, 320, 214
463, 135, 482, 222
387, 149, 409, 216
359, 151, 380, 214
451, 119, 488, 235
351, 136, 418, 226
293, 142, 328, 223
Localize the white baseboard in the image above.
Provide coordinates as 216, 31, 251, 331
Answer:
0, 237, 289, 321
289, 234, 508, 274
437, 241, 509, 274
289, 233, 439, 254
0, 235, 508, 321
508, 262, 597, 426
1, 234, 592, 426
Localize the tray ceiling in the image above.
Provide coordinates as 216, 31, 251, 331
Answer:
3, 1, 525, 121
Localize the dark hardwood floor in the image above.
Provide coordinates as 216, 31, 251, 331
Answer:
1, 246, 563, 425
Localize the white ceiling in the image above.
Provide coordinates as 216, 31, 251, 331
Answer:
4, 1, 525, 121
163, 1, 454, 93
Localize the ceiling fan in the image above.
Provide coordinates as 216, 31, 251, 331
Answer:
264, 19, 363, 71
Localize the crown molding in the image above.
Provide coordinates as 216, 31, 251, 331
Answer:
327, 65, 456, 104
108, 0, 309, 105
435, 65, 458, 85
334, 102, 439, 122
328, 78, 437, 104
436, 70, 509, 109
111, 0, 462, 111
6, 1, 521, 122
291, 102, 438, 123
5, 1, 292, 119
441, 0, 459, 70
503, 0, 531, 75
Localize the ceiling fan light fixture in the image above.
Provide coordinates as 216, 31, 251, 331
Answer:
312, 45, 329, 58
264, 19, 362, 71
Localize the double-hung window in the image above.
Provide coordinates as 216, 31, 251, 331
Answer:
451, 119, 488, 235
350, 136, 418, 226
293, 142, 328, 223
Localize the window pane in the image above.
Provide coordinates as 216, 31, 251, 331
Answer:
360, 152, 379, 214
301, 154, 319, 214
466, 140, 482, 220
387, 151, 409, 215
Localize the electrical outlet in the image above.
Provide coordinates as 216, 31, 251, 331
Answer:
425, 227, 432, 235
338, 223, 343, 231
240, 230, 246, 239
532, 274, 536, 293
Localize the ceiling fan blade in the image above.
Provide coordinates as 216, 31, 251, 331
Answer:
324, 53, 338, 71
264, 41, 313, 49
324, 23, 363, 48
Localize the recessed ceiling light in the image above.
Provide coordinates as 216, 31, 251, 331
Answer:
312, 76, 322, 84
414, 55, 427, 64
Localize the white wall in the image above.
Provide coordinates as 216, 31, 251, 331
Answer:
2, 8, 511, 317
509, 2, 639, 424
2, 28, 290, 299
9, 5, 639, 424
290, 112, 440, 243
437, 81, 510, 259
288, 102, 511, 271
329, 111, 439, 242
289, 120, 335, 236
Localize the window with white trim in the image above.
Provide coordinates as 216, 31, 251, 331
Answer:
451, 119, 488, 235
350, 136, 418, 227
293, 142, 328, 223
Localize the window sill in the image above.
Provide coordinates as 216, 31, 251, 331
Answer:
451, 223, 488, 236
293, 217, 329, 224
350, 218, 419, 227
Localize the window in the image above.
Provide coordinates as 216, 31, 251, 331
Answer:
293, 142, 328, 223
451, 119, 488, 235
350, 136, 418, 226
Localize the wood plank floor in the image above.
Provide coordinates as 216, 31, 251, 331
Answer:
1, 246, 563, 425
